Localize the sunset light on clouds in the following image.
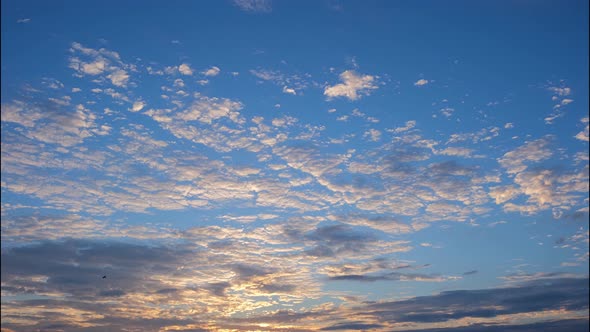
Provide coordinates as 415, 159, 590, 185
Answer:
1, 1, 589, 331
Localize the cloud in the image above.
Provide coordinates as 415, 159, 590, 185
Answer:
42, 78, 64, 89
390, 120, 417, 133
414, 79, 429, 86
1, 100, 98, 147
175, 96, 243, 124
1, 101, 44, 127
107, 69, 129, 86
447, 126, 501, 144
178, 63, 193, 75
329, 271, 450, 282
389, 320, 590, 332
130, 100, 146, 112
17, 18, 31, 23
68, 42, 132, 89
489, 185, 520, 204
282, 86, 296, 95
562, 98, 574, 105
321, 323, 384, 330
548, 86, 572, 96
437, 147, 475, 158
233, 0, 272, 13
250, 68, 310, 94
328, 213, 412, 235
81, 58, 108, 75
250, 68, 281, 81
363, 277, 588, 323
439, 107, 455, 117
324, 70, 378, 101
575, 117, 589, 141
498, 137, 553, 174
363, 129, 381, 141
203, 66, 220, 77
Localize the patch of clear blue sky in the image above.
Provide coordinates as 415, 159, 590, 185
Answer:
3, 0, 588, 85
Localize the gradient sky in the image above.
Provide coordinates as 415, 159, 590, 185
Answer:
1, 1, 589, 331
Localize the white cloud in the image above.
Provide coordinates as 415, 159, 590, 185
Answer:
250, 69, 280, 81
391, 120, 416, 134
22, 104, 98, 147
175, 96, 243, 124
17, 18, 31, 23
271, 116, 297, 127
203, 66, 221, 77
164, 66, 178, 75
282, 86, 296, 95
575, 117, 589, 142
447, 126, 501, 144
489, 185, 520, 204
544, 110, 564, 124
1, 101, 43, 127
173, 78, 185, 87
363, 129, 381, 142
324, 70, 378, 101
179, 63, 193, 75
498, 137, 553, 174
71, 88, 82, 93
488, 220, 507, 227
548, 86, 571, 96
233, 0, 272, 13
561, 98, 574, 105
440, 107, 455, 117
504, 122, 514, 129
130, 101, 146, 112
69, 43, 132, 88
43, 78, 64, 89
249, 68, 309, 95
414, 79, 429, 86
81, 58, 108, 75
107, 69, 129, 87
437, 147, 474, 157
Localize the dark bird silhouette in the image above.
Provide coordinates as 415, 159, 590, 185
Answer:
102, 275, 107, 279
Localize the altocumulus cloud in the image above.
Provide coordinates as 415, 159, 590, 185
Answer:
324, 70, 378, 101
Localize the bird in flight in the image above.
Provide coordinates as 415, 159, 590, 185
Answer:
102, 275, 107, 279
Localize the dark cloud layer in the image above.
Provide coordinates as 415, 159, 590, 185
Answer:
393, 319, 589, 332
361, 277, 589, 323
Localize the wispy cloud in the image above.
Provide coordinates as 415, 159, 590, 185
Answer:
233, 0, 272, 13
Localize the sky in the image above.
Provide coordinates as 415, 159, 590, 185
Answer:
0, 0, 589, 331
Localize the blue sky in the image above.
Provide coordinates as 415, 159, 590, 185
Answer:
1, 0, 589, 331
